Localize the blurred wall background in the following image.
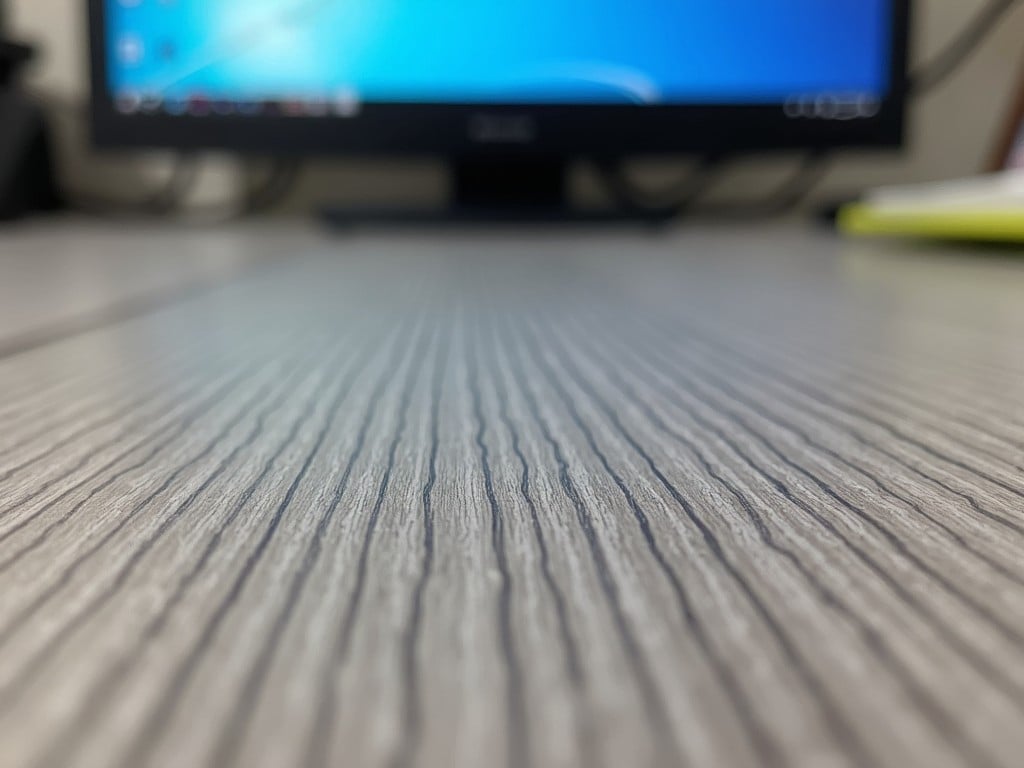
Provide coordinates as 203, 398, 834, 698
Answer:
8, 0, 1024, 211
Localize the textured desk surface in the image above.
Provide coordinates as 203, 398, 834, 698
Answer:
1, 221, 1023, 768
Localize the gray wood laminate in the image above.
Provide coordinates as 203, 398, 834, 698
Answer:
1, 222, 1023, 768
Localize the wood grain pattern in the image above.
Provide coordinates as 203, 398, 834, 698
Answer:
1, 223, 1024, 768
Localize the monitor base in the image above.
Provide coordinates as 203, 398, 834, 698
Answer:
319, 205, 672, 229
320, 157, 674, 229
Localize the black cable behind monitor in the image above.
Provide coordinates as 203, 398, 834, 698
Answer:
68, 155, 200, 217
65, 156, 301, 222
595, 156, 723, 220
695, 153, 833, 220
908, 0, 1022, 96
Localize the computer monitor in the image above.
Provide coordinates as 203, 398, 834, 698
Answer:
88, 1, 910, 217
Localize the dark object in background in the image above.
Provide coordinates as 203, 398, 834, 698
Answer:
990, 59, 1024, 171
0, 37, 62, 220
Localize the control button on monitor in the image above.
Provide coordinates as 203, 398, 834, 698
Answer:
333, 89, 361, 118
115, 92, 142, 114
140, 94, 163, 113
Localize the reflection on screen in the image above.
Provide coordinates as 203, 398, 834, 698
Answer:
105, 0, 892, 117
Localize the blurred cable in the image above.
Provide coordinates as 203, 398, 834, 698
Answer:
35, 90, 302, 219
693, 152, 831, 219
908, 0, 1023, 96
595, 152, 830, 221
33, 92, 202, 217
167, 159, 302, 224
65, 155, 301, 221
68, 155, 201, 217
594, 155, 723, 219
241, 160, 301, 216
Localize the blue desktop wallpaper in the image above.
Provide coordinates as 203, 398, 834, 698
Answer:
106, 0, 892, 106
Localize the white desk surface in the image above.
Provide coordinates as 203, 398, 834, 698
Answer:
1, 219, 1023, 768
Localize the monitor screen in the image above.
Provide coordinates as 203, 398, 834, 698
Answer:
104, 0, 893, 116
91, 0, 907, 156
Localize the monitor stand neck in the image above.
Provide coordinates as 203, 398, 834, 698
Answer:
320, 155, 671, 228
451, 157, 568, 217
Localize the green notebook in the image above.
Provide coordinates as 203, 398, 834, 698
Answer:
839, 171, 1024, 244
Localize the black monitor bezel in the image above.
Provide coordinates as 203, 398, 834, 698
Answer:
87, 0, 911, 157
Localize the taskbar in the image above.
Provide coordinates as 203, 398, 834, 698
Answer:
112, 90, 362, 118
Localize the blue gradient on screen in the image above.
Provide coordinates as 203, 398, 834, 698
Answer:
106, 0, 891, 104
